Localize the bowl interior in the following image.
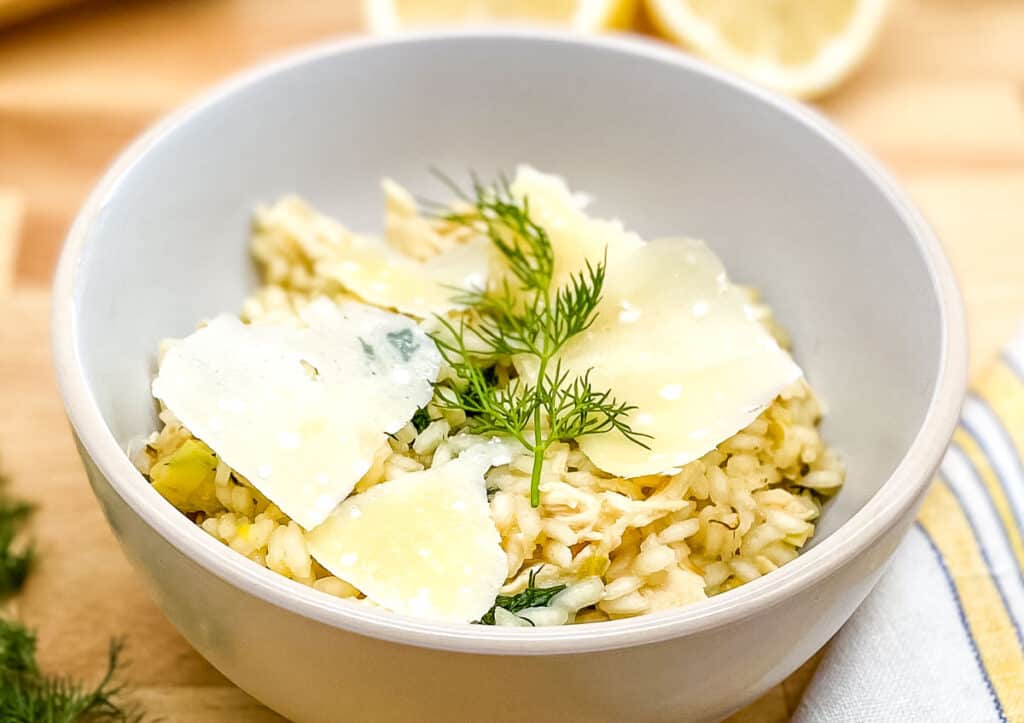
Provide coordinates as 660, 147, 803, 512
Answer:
71, 34, 943, 552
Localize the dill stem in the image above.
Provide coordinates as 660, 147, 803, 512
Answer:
430, 174, 647, 508
529, 354, 550, 507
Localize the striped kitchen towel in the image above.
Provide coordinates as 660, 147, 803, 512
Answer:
796, 345, 1024, 722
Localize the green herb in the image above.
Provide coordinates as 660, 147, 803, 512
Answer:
411, 407, 432, 433
428, 174, 650, 507
477, 569, 567, 625
0, 619, 144, 722
0, 618, 37, 675
386, 328, 419, 362
0, 472, 34, 598
0, 467, 147, 721
357, 337, 376, 361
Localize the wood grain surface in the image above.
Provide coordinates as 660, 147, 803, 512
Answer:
1, 1, 1022, 720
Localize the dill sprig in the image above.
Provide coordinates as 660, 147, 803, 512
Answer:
429, 174, 650, 507
477, 569, 567, 625
0, 466, 147, 721
0, 619, 145, 723
0, 471, 34, 598
0, 618, 37, 675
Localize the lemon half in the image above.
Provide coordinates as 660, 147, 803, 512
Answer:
645, 0, 889, 98
365, 0, 637, 33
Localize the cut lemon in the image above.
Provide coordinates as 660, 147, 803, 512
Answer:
365, 0, 637, 33
645, 0, 889, 98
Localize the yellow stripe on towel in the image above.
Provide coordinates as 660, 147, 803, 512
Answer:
919, 480, 1024, 719
953, 426, 1024, 572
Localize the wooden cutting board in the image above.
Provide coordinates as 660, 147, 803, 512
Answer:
1, 1, 1022, 720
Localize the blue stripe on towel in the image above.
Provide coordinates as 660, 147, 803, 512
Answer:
917, 519, 1006, 722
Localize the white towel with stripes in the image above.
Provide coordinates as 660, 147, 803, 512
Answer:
796, 345, 1024, 722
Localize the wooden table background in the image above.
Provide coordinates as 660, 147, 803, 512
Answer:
0, 1, 1022, 720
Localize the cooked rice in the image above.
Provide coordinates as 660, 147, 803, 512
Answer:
133, 182, 844, 625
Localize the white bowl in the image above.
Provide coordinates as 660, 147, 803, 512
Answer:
52, 30, 967, 723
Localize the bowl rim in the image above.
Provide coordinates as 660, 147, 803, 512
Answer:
51, 28, 968, 656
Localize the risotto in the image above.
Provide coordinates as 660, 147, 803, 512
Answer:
131, 167, 844, 626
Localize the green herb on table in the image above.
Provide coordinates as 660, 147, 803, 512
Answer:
0, 619, 144, 723
0, 465, 147, 721
477, 569, 567, 626
0, 617, 37, 674
428, 174, 651, 507
0, 472, 34, 599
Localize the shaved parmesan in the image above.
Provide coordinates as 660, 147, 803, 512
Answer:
307, 445, 508, 623
554, 237, 803, 477
152, 299, 441, 529
317, 234, 492, 318
255, 194, 491, 318
508, 167, 803, 477
510, 165, 643, 288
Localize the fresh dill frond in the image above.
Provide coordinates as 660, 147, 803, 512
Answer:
0, 618, 38, 676
541, 362, 651, 447
0, 468, 147, 721
430, 318, 537, 445
0, 619, 145, 723
434, 171, 554, 295
477, 569, 567, 626
0, 471, 34, 598
428, 174, 650, 507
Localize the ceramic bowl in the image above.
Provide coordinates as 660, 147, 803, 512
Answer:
52, 30, 967, 723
